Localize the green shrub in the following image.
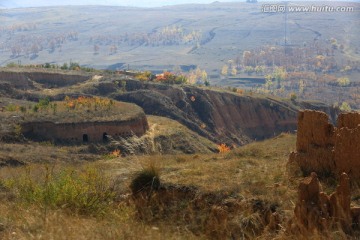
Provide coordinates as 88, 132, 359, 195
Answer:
20, 106, 27, 113
6, 62, 18, 68
3, 166, 115, 216
5, 104, 18, 111
38, 97, 51, 108
69, 62, 80, 70
289, 92, 297, 101
32, 105, 39, 112
44, 63, 51, 68
61, 63, 68, 70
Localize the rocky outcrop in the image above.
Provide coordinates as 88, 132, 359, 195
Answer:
337, 112, 360, 129
112, 80, 298, 145
288, 172, 360, 235
289, 110, 360, 179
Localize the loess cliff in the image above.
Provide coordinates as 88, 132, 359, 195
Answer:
112, 80, 299, 145
289, 110, 360, 179
1, 68, 333, 146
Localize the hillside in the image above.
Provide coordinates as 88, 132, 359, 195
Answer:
1, 67, 343, 145
1, 2, 359, 110
0, 67, 304, 145
0, 2, 359, 238
0, 69, 358, 239
0, 2, 358, 72
111, 79, 299, 144
1, 130, 359, 239
0, 130, 297, 239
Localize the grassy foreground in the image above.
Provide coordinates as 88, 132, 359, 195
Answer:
0, 134, 356, 239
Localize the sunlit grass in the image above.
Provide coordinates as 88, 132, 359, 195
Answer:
1, 132, 350, 239
1, 165, 115, 216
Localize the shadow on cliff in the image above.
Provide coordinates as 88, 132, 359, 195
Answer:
109, 80, 299, 145
0, 69, 340, 146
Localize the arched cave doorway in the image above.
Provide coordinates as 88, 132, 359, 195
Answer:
103, 132, 108, 142
83, 134, 89, 143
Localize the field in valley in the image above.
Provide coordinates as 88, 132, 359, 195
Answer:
1, 1, 359, 108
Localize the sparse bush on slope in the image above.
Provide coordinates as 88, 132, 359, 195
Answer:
2, 165, 115, 216
130, 161, 161, 195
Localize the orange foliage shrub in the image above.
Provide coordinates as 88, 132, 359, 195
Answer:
155, 71, 187, 84
236, 89, 244, 95
156, 71, 175, 82
112, 149, 121, 157
218, 143, 230, 153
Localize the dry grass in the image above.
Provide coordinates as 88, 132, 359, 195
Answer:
0, 160, 200, 239
97, 133, 300, 239
147, 115, 217, 154
0, 202, 198, 240
152, 133, 297, 194
0, 97, 143, 124
0, 132, 355, 239
0, 142, 96, 164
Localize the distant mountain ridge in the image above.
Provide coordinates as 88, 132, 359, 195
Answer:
1, 1, 357, 72
1, 0, 233, 8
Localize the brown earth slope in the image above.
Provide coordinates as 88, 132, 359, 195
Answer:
289, 110, 360, 179
111, 79, 298, 145
0, 68, 339, 146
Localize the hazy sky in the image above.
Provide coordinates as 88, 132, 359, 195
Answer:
0, 0, 357, 8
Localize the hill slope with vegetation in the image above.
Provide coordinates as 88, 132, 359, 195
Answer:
1, 131, 359, 239
0, 67, 303, 145
1, 2, 359, 109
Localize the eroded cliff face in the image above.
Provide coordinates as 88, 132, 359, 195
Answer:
0, 69, 89, 89
2, 69, 335, 146
112, 80, 298, 145
0, 70, 35, 90
289, 110, 360, 179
